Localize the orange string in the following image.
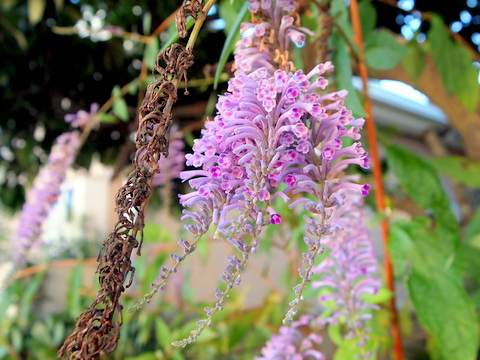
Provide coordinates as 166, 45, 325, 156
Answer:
348, 1, 404, 359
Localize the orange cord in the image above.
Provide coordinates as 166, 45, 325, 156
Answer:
348, 1, 404, 359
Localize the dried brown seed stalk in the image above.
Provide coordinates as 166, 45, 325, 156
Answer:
58, 4, 200, 359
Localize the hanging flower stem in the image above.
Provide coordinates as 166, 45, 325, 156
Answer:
348, 1, 404, 359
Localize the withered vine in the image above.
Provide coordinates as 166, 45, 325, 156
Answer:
58, 1, 209, 359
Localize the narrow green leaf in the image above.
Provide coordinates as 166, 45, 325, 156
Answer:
28, 0, 46, 25
214, 1, 249, 89
142, 11, 152, 36
155, 317, 171, 350
219, 0, 248, 35
364, 30, 409, 70
144, 37, 159, 70
112, 85, 129, 121
331, 31, 366, 118
409, 271, 479, 360
67, 264, 83, 319
19, 271, 45, 325
11, 328, 23, 352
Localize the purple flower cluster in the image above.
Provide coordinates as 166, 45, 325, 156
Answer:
179, 63, 370, 328
11, 131, 81, 267
312, 192, 381, 357
256, 315, 325, 360
181, 63, 369, 236
11, 104, 97, 267
167, 0, 370, 346
64, 103, 99, 129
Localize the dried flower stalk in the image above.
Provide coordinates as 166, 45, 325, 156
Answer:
57, 1, 215, 358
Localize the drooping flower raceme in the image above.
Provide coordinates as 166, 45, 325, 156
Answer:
11, 105, 97, 268
312, 193, 380, 358
11, 131, 81, 267
171, 62, 370, 345
256, 315, 326, 360
135, 0, 369, 346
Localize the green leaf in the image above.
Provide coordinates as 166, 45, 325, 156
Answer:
359, 0, 377, 42
19, 271, 45, 325
364, 30, 409, 70
28, 0, 46, 25
219, 0, 248, 36
66, 264, 83, 319
214, 0, 249, 89
454, 44, 480, 112
330, 0, 354, 41
390, 219, 457, 277
427, 156, 480, 188
144, 37, 159, 70
99, 113, 117, 124
155, 317, 171, 349
408, 271, 479, 360
401, 42, 425, 81
429, 14, 456, 95
10, 328, 23, 352
466, 206, 480, 243
386, 145, 459, 242
331, 31, 366, 118
112, 85, 129, 121
390, 218, 479, 360
142, 11, 152, 36
429, 14, 479, 112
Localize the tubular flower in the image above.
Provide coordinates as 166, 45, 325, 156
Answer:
11, 131, 81, 267
256, 315, 325, 360
312, 192, 381, 358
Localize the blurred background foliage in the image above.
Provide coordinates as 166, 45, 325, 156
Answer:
1, 0, 480, 359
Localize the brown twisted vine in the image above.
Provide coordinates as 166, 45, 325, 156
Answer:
58, 4, 199, 360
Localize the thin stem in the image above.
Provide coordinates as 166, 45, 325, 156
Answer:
348, 1, 404, 360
